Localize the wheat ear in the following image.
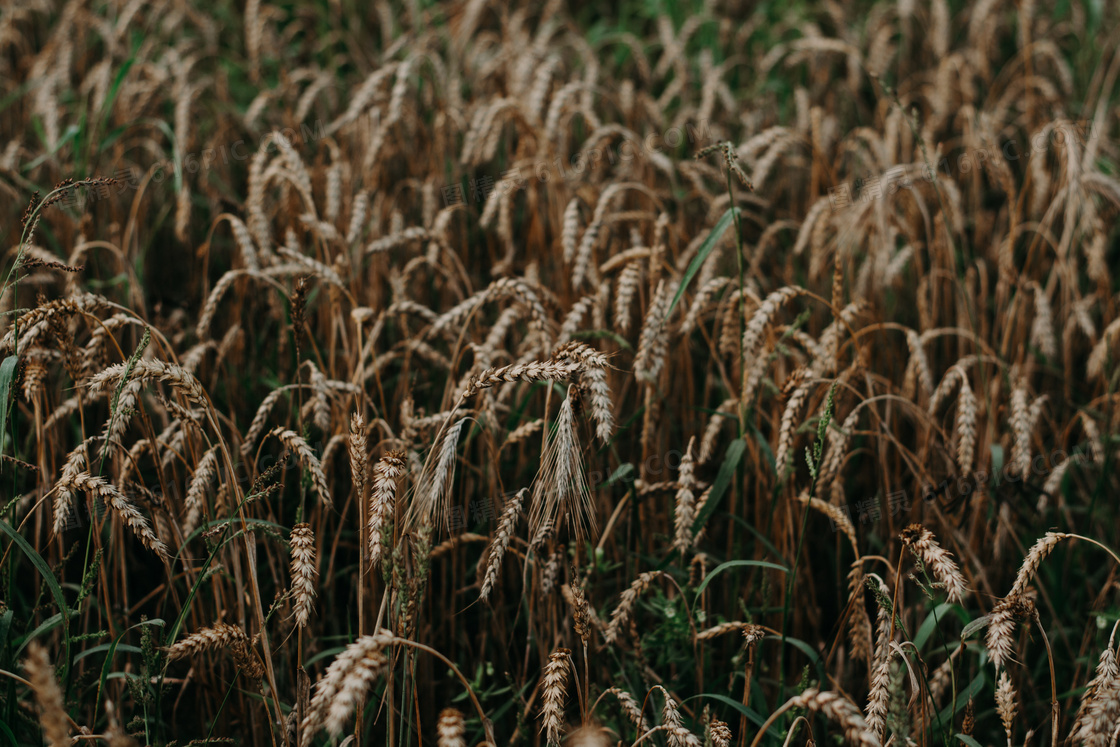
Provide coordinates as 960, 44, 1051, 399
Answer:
480, 488, 526, 601
540, 648, 572, 747
302, 633, 392, 741
289, 523, 317, 628
24, 642, 69, 747
437, 708, 466, 747
369, 450, 406, 571
899, 524, 967, 603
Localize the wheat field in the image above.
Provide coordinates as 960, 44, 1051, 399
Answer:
2, 0, 1119, 745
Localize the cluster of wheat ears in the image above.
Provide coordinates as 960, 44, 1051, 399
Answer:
2, 0, 1120, 745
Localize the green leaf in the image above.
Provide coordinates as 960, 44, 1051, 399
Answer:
0, 520, 69, 621
913, 602, 967, 652
96, 618, 164, 708
15, 611, 79, 658
0, 354, 16, 455
0, 719, 16, 747
936, 672, 984, 729
22, 124, 81, 172
601, 463, 634, 489
684, 693, 766, 727
955, 735, 984, 747
692, 437, 745, 535
668, 207, 739, 318
960, 614, 991, 641
695, 558, 788, 597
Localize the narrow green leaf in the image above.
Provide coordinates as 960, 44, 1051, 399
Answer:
684, 693, 766, 727
0, 520, 68, 620
913, 602, 965, 652
960, 615, 991, 641
691, 437, 746, 535
0, 355, 16, 456
936, 673, 984, 729
695, 559, 788, 597
955, 735, 984, 747
668, 207, 739, 317
15, 611, 79, 657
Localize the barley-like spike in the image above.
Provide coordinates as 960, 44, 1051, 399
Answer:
302, 633, 393, 741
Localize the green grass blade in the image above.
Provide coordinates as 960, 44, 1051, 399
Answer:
691, 437, 746, 535
694, 559, 788, 597
0, 355, 17, 457
667, 207, 739, 318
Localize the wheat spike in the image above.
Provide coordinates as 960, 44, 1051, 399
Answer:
437, 708, 467, 747
528, 386, 593, 543
605, 571, 662, 644
480, 488, 526, 601
899, 524, 967, 603
996, 671, 1017, 747
24, 642, 69, 747
369, 450, 406, 571
788, 689, 880, 747
270, 427, 333, 508
540, 648, 572, 747
302, 633, 392, 741
289, 523, 317, 628
672, 437, 697, 552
